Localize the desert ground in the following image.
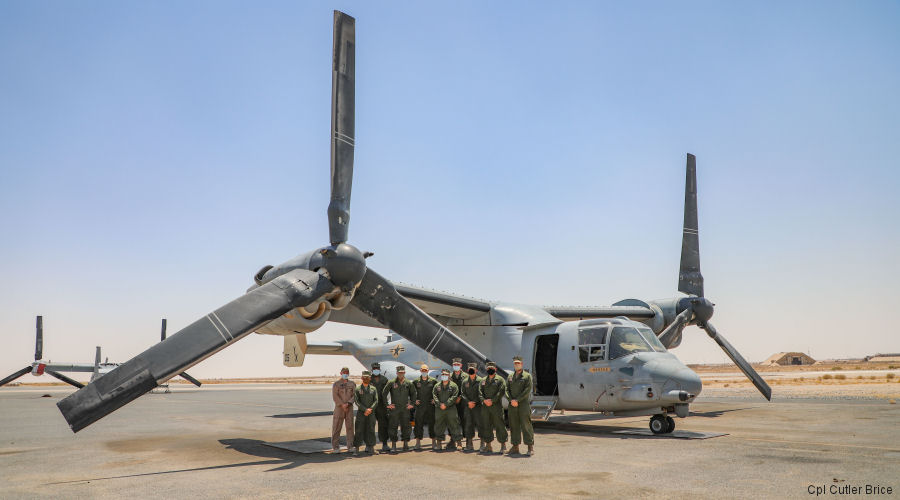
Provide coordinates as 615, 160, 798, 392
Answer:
1, 363, 898, 499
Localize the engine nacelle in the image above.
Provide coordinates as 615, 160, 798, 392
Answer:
257, 298, 333, 335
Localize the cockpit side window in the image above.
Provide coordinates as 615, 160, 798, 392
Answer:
578, 326, 608, 363
638, 327, 666, 352
608, 326, 654, 360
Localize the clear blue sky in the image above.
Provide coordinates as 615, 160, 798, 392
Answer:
1, 1, 898, 379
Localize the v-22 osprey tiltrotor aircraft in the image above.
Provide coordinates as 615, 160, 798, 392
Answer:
0, 317, 201, 389
57, 10, 771, 436
0, 316, 110, 388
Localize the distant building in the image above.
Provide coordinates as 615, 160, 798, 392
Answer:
864, 353, 900, 363
764, 352, 816, 366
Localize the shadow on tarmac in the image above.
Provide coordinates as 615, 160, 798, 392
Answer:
44, 438, 355, 485
266, 411, 334, 419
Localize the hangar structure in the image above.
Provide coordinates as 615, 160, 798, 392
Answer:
763, 352, 816, 366
865, 353, 900, 363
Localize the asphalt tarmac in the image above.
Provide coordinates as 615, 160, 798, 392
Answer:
1, 384, 898, 499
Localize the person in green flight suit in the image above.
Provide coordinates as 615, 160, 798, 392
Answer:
449, 357, 466, 440
432, 368, 463, 451
478, 361, 508, 454
382, 365, 417, 452
506, 355, 535, 456
353, 370, 379, 456
413, 364, 437, 450
459, 361, 486, 452
369, 362, 390, 452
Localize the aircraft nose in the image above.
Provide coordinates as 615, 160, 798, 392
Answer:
673, 368, 702, 397
649, 358, 702, 397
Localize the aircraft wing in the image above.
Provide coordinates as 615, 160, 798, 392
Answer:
393, 284, 492, 320
543, 305, 656, 320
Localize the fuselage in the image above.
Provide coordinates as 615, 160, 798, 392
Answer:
302, 305, 702, 414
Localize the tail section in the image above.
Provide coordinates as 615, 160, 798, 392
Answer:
283, 334, 309, 367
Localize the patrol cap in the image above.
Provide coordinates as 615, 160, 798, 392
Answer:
371, 362, 381, 369
452, 358, 462, 364
341, 367, 350, 373
441, 368, 450, 375
486, 361, 497, 368
513, 355, 523, 363
396, 366, 406, 373
467, 362, 478, 370
420, 364, 429, 371
361, 370, 371, 377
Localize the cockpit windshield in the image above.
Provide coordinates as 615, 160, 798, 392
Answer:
608, 326, 655, 359
638, 327, 667, 352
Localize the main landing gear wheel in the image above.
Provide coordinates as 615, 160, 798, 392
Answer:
649, 415, 668, 434
665, 416, 675, 433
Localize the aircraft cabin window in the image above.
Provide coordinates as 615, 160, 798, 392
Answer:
637, 327, 666, 352
578, 326, 608, 363
608, 326, 654, 360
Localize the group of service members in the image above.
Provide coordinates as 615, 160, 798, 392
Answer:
331, 356, 535, 456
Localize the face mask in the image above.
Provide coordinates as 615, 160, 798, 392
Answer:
487, 369, 496, 375
341, 373, 349, 379
440, 375, 449, 381
372, 369, 381, 376
452, 365, 461, 372
467, 368, 476, 375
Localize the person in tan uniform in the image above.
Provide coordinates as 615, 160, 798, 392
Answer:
331, 366, 355, 452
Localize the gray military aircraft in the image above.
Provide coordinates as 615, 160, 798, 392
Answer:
1, 316, 108, 388
56, 10, 770, 435
0, 317, 201, 389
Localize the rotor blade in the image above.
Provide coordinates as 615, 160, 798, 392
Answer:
93, 346, 101, 376
327, 10, 356, 245
703, 321, 771, 400
57, 269, 334, 432
658, 308, 693, 349
161, 318, 167, 342
0, 366, 32, 387
35, 315, 43, 360
678, 153, 704, 297
178, 372, 202, 387
350, 268, 507, 377
46, 370, 85, 389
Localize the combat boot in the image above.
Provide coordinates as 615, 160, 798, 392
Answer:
499, 442, 507, 454
433, 439, 442, 451
391, 441, 397, 453
446, 440, 457, 451
527, 444, 534, 456
478, 441, 487, 453
508, 444, 520, 455
402, 440, 410, 452
353, 447, 360, 456
482, 442, 493, 454
366, 445, 375, 454
465, 438, 474, 451
415, 439, 422, 450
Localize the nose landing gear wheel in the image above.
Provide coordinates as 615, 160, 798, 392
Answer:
649, 415, 667, 434
665, 416, 675, 433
